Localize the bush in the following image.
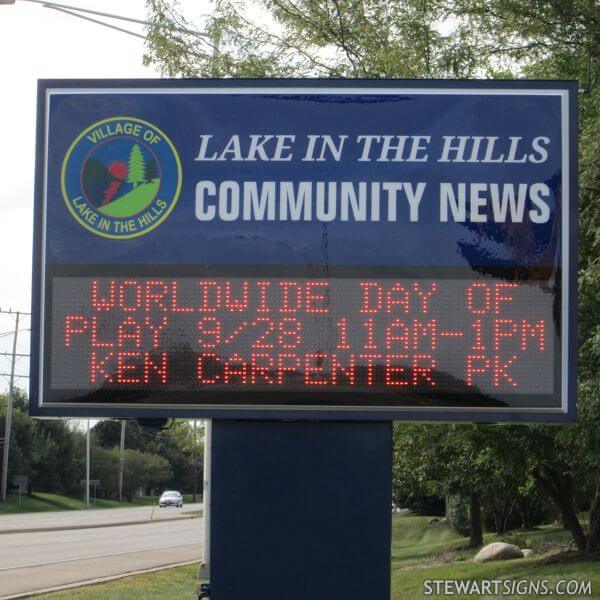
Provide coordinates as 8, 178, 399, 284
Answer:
447, 493, 470, 536
92, 447, 172, 501
395, 492, 445, 515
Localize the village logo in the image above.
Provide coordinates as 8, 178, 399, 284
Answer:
61, 117, 182, 239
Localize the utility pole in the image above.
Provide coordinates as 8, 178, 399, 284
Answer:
1, 311, 20, 503
192, 419, 197, 503
85, 419, 90, 508
118, 420, 126, 502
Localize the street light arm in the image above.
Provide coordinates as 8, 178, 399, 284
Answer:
46, 5, 147, 40
6, 0, 211, 39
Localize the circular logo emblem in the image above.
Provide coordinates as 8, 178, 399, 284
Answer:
61, 117, 182, 239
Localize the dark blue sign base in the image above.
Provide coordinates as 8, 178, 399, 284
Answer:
210, 420, 392, 600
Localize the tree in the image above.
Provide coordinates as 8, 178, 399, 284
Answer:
92, 419, 199, 494
32, 420, 85, 495
393, 423, 534, 547
143, 0, 481, 79
146, 158, 158, 183
91, 446, 119, 498
94, 420, 146, 450
144, 423, 200, 493
121, 449, 172, 502
1, 391, 85, 496
92, 446, 172, 502
0, 391, 37, 490
445, 0, 600, 554
127, 144, 146, 188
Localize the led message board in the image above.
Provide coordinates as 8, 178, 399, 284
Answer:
32, 80, 577, 421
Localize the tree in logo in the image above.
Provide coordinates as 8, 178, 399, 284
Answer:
127, 143, 146, 188
146, 157, 158, 183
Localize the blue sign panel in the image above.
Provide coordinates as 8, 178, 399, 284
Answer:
30, 79, 577, 422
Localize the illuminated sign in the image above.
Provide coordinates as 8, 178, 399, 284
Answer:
31, 80, 577, 421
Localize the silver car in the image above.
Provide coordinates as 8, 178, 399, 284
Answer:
159, 490, 183, 508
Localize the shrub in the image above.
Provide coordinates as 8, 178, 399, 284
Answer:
447, 493, 470, 536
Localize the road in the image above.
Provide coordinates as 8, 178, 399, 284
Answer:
0, 506, 203, 598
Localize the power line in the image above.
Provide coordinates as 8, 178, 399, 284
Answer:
0, 309, 30, 316
0, 329, 30, 338
0, 311, 30, 395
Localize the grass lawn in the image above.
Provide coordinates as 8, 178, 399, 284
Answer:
390, 515, 599, 598
44, 513, 600, 599
182, 494, 198, 503
45, 564, 200, 600
0, 492, 160, 515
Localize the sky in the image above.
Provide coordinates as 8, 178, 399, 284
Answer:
0, 0, 176, 391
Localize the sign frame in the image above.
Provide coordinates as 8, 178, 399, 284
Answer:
30, 78, 578, 422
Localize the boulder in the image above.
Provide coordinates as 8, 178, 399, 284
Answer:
522, 549, 534, 558
474, 542, 524, 563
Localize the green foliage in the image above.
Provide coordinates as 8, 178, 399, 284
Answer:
121, 448, 172, 502
33, 420, 86, 495
143, 0, 484, 78
390, 513, 466, 568
0, 492, 156, 514
1, 391, 85, 495
146, 158, 158, 182
92, 419, 202, 493
127, 144, 146, 188
91, 445, 119, 495
94, 420, 145, 449
393, 423, 536, 507
92, 445, 172, 502
145, 422, 202, 492
0, 395, 195, 501
446, 493, 470, 536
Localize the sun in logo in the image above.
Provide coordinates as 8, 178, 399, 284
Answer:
61, 117, 182, 239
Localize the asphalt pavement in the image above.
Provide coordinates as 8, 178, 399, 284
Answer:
0, 506, 203, 598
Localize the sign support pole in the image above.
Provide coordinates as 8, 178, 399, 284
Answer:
209, 420, 392, 600
118, 420, 125, 502
85, 419, 90, 508
199, 419, 212, 580
192, 419, 197, 503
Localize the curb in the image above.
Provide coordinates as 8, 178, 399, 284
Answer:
0, 560, 201, 599
0, 513, 201, 536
